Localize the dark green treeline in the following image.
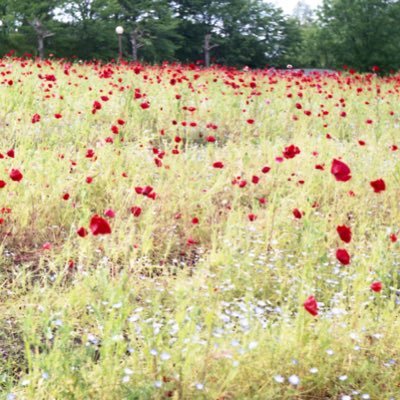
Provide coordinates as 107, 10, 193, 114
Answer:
0, 0, 399, 71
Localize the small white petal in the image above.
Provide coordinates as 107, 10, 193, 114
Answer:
195, 383, 204, 390
124, 368, 133, 375
160, 352, 171, 361
288, 375, 300, 386
248, 341, 258, 350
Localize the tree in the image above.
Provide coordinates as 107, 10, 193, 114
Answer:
55, 0, 119, 60
317, 0, 400, 71
173, 0, 294, 68
293, 1, 314, 25
288, 2, 327, 68
7, 0, 62, 59
227, 1, 300, 67
116, 0, 181, 62
171, 0, 228, 66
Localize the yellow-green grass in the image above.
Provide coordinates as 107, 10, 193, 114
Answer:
0, 60, 400, 399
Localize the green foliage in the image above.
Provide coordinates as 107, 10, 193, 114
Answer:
0, 0, 399, 70
296, 0, 400, 72
0, 0, 296, 67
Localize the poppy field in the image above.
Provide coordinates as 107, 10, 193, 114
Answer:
1, 59, 400, 400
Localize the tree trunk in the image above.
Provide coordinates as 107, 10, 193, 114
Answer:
130, 29, 144, 62
204, 34, 211, 67
38, 35, 45, 60
130, 33, 138, 61
203, 34, 218, 67
30, 19, 54, 60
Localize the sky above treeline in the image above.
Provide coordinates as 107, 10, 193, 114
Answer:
271, 0, 322, 14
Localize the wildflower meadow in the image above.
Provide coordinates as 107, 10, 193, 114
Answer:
1, 59, 400, 399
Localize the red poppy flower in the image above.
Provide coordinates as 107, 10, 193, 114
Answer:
93, 101, 102, 110
213, 161, 224, 169
135, 186, 143, 194
293, 208, 302, 219
336, 225, 352, 243
7, 149, 14, 158
336, 248, 350, 265
77, 227, 88, 237
31, 113, 41, 123
42, 242, 52, 250
86, 149, 95, 158
283, 145, 300, 159
370, 281, 382, 292
142, 186, 152, 196
131, 206, 142, 217
331, 159, 351, 182
187, 237, 198, 246
261, 166, 271, 174
104, 209, 115, 218
9, 169, 23, 182
89, 215, 112, 235
370, 179, 385, 193
0, 180, 6, 188
248, 213, 257, 221
303, 295, 318, 316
